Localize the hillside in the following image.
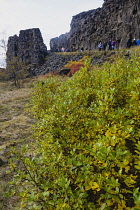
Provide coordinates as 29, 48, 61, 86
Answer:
0, 47, 139, 209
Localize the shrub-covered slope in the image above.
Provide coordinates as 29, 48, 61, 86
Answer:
11, 54, 140, 209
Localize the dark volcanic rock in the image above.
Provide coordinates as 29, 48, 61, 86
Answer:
59, 68, 71, 75
6, 28, 47, 65
50, 33, 69, 52
31, 50, 117, 76
33, 52, 84, 76
50, 0, 140, 51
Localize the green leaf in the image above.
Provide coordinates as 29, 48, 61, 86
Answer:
101, 203, 106, 210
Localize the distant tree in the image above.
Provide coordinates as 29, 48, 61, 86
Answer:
0, 31, 7, 52
0, 30, 8, 67
6, 56, 28, 87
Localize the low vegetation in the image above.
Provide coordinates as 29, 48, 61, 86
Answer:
8, 50, 140, 209
0, 79, 35, 209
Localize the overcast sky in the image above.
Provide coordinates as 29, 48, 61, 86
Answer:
0, 0, 104, 66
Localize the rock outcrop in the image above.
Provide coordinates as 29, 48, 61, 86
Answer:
50, 0, 140, 51
30, 50, 116, 76
50, 33, 69, 52
6, 28, 47, 65
31, 52, 84, 76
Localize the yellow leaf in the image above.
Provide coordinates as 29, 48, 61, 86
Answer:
91, 182, 100, 191
125, 166, 130, 173
85, 185, 91, 191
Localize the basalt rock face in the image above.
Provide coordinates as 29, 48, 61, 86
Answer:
6, 28, 47, 65
50, 0, 140, 51
50, 33, 69, 52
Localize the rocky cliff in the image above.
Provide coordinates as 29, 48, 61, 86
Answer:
6, 28, 47, 65
50, 0, 140, 51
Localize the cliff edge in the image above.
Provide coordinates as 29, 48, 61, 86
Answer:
50, 0, 140, 51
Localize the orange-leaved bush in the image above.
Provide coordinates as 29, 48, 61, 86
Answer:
68, 63, 83, 76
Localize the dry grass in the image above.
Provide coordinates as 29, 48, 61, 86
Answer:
0, 79, 35, 210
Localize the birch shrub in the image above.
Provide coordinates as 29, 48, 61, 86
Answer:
10, 55, 140, 209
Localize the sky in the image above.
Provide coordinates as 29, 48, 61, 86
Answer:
0, 0, 104, 66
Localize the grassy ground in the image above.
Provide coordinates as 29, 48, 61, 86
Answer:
0, 79, 35, 209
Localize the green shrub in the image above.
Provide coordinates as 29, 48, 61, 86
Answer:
10, 56, 140, 209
